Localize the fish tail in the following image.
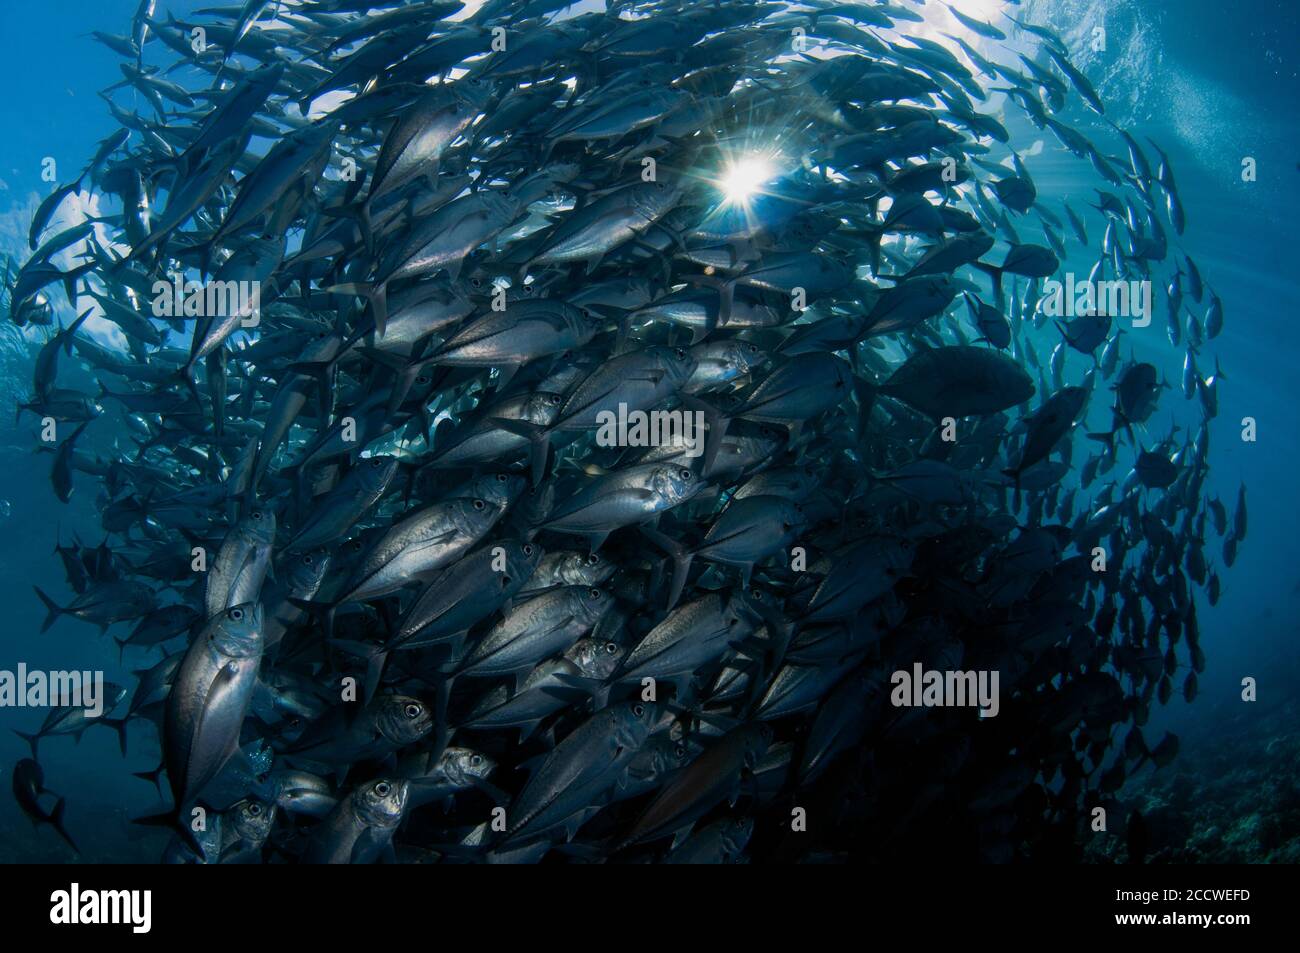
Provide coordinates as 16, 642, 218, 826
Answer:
33, 585, 63, 634
686, 273, 734, 324
132, 763, 166, 798
331, 640, 389, 705
133, 805, 205, 856
325, 281, 385, 336
977, 262, 1005, 307
64, 307, 93, 354
489, 417, 551, 486
853, 378, 877, 437
641, 524, 691, 610
1086, 428, 1117, 455
288, 597, 337, 644
173, 364, 202, 416
863, 228, 884, 278
717, 279, 735, 325
62, 262, 95, 307
13, 729, 40, 760
680, 395, 727, 476
99, 717, 129, 757
358, 201, 374, 259
49, 797, 80, 854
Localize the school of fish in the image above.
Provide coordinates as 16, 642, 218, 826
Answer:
3, 0, 1247, 864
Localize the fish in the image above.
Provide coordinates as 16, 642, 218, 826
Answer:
13, 684, 128, 759
136, 603, 265, 843
11, 759, 79, 853
302, 778, 409, 864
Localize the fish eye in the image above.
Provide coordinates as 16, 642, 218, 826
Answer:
678, 468, 691, 481
251, 510, 262, 521
416, 375, 430, 385
471, 277, 483, 288
674, 745, 685, 758
370, 458, 382, 467
727, 617, 738, 627
229, 607, 244, 621
375, 782, 391, 797
473, 499, 486, 510
522, 544, 533, 555
501, 575, 511, 587
404, 703, 421, 719
634, 705, 645, 717
674, 348, 686, 360
495, 473, 507, 482
588, 588, 601, 599
302, 554, 313, 565
586, 553, 599, 565
470, 754, 483, 766
605, 642, 618, 654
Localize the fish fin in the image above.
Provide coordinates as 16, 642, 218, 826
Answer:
514, 714, 556, 744
63, 307, 93, 354
132, 764, 166, 798
32, 586, 62, 634
679, 395, 727, 475
492, 362, 522, 396
1085, 428, 1117, 455
360, 649, 390, 705
326, 281, 386, 337
489, 416, 550, 485
98, 717, 129, 757
13, 729, 40, 760
289, 597, 337, 643
669, 824, 696, 850
515, 752, 550, 784
133, 805, 205, 857
49, 798, 80, 854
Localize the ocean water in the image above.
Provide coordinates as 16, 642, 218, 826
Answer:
0, 0, 1296, 864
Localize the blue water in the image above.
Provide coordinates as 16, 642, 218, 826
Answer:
0, 0, 1296, 862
